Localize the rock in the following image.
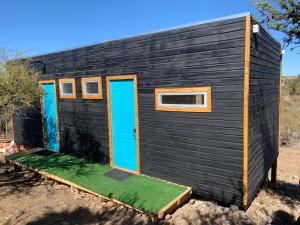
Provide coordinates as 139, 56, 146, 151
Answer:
46, 180, 54, 186
241, 219, 252, 224
292, 175, 299, 180
165, 214, 172, 220
223, 208, 230, 213
106, 201, 115, 208
71, 188, 79, 194
230, 205, 239, 212
62, 222, 70, 225
254, 201, 261, 206
267, 216, 272, 223
189, 199, 195, 204
237, 211, 244, 217
127, 209, 134, 215
101, 201, 107, 206
24, 172, 34, 178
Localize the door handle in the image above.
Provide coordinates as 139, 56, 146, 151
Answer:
133, 128, 136, 137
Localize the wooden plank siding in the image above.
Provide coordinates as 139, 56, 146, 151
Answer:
247, 20, 281, 207
13, 15, 251, 206
13, 107, 43, 147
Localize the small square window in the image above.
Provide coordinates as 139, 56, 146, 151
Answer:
59, 78, 76, 99
155, 87, 211, 112
81, 77, 103, 99
62, 83, 73, 94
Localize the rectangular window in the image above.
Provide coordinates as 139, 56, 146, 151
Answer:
81, 77, 103, 99
59, 78, 76, 99
155, 87, 211, 112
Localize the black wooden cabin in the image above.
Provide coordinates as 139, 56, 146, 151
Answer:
13, 13, 281, 209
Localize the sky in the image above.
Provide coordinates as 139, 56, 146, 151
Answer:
0, 0, 299, 76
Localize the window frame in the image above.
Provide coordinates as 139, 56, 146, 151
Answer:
58, 78, 76, 99
81, 76, 103, 99
155, 87, 212, 112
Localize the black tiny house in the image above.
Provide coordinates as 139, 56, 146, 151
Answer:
13, 13, 281, 209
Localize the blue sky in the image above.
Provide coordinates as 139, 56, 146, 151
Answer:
0, 0, 299, 76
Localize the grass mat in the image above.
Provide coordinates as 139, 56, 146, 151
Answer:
11, 151, 187, 214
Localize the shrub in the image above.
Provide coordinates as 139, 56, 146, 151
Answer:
285, 75, 300, 96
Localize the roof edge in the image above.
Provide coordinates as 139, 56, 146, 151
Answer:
30, 12, 251, 58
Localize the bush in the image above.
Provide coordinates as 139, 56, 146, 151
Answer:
285, 75, 300, 96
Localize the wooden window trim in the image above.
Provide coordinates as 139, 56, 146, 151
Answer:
81, 76, 103, 99
58, 78, 76, 99
155, 87, 212, 112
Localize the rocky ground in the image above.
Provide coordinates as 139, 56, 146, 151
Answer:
0, 147, 299, 225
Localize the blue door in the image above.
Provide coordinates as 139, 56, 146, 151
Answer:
110, 79, 138, 172
41, 83, 59, 152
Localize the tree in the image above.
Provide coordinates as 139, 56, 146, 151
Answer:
0, 48, 40, 138
254, 0, 300, 49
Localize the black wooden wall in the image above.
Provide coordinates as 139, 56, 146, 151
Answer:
247, 21, 281, 206
13, 107, 43, 147
14, 15, 251, 206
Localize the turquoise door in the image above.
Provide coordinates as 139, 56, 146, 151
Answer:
41, 83, 59, 152
110, 79, 138, 172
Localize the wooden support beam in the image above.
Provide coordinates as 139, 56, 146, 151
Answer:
158, 187, 192, 219
271, 158, 277, 184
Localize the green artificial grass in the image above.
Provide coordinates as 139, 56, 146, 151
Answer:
11, 151, 187, 214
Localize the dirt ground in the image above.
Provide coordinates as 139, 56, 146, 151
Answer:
0, 147, 299, 225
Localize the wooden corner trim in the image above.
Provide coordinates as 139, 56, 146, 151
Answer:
278, 62, 282, 147
58, 78, 77, 99
81, 76, 103, 99
243, 15, 251, 206
155, 87, 212, 113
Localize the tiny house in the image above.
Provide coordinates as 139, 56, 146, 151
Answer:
13, 13, 281, 209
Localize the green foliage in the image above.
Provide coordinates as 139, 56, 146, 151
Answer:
0, 48, 40, 124
254, 0, 300, 49
284, 75, 300, 95
280, 77, 300, 147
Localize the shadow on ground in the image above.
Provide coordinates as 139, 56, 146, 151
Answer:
0, 163, 41, 198
271, 210, 299, 225
266, 180, 300, 209
266, 181, 300, 225
11, 207, 157, 225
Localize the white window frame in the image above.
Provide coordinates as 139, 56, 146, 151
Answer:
59, 78, 76, 99
61, 82, 74, 96
155, 87, 212, 112
158, 91, 207, 108
81, 76, 103, 99
83, 80, 101, 96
